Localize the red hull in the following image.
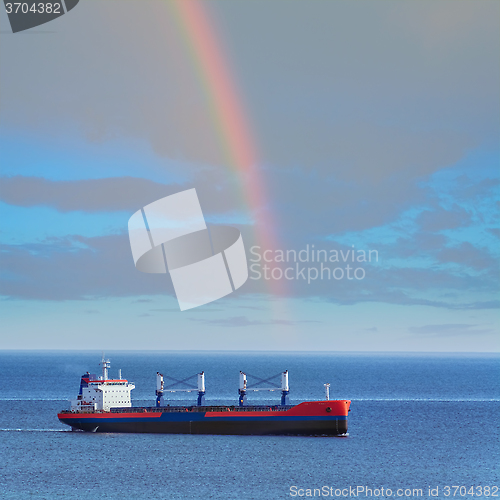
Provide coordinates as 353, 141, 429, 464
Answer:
58, 400, 351, 436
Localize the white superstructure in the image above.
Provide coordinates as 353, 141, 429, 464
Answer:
70, 357, 135, 412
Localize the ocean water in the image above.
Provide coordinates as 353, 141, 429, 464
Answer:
0, 351, 498, 500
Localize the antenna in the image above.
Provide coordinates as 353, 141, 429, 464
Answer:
281, 370, 289, 405
197, 372, 206, 406
156, 372, 164, 407
238, 371, 247, 406
100, 354, 110, 381
324, 383, 330, 401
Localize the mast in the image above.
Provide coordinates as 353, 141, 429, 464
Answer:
156, 372, 164, 407
324, 383, 330, 401
197, 372, 205, 406
281, 370, 289, 405
100, 355, 110, 381
238, 371, 247, 406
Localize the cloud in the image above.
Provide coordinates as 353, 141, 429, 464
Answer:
265, 122, 471, 184
456, 177, 500, 202
488, 228, 500, 239
0, 2, 497, 312
417, 206, 472, 233
436, 242, 499, 271
218, 1, 498, 166
0, 173, 249, 219
149, 307, 224, 313
1, 232, 498, 310
0, 176, 181, 213
408, 323, 494, 336
0, 234, 173, 301
190, 316, 321, 327
148, 308, 180, 313
2, 1, 497, 173
1, 2, 498, 253
383, 234, 498, 275
326, 290, 500, 311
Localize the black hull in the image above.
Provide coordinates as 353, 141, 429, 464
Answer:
59, 401, 351, 436
60, 418, 348, 436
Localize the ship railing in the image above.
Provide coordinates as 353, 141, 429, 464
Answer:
61, 404, 297, 415
230, 405, 295, 411
107, 405, 296, 414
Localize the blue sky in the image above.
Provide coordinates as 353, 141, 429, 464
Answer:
0, 1, 498, 351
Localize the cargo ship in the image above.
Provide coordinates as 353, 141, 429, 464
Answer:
58, 358, 350, 436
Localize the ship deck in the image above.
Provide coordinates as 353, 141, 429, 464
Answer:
59, 404, 297, 414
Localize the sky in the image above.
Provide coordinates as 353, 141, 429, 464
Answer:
0, 0, 499, 351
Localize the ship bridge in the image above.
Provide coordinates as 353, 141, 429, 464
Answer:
70, 358, 135, 412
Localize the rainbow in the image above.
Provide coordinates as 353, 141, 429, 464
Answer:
167, 0, 283, 295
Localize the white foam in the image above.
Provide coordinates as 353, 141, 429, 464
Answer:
0, 428, 67, 432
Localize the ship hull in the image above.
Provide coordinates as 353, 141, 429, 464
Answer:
58, 400, 350, 436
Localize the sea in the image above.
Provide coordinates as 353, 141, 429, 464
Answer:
0, 351, 498, 500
